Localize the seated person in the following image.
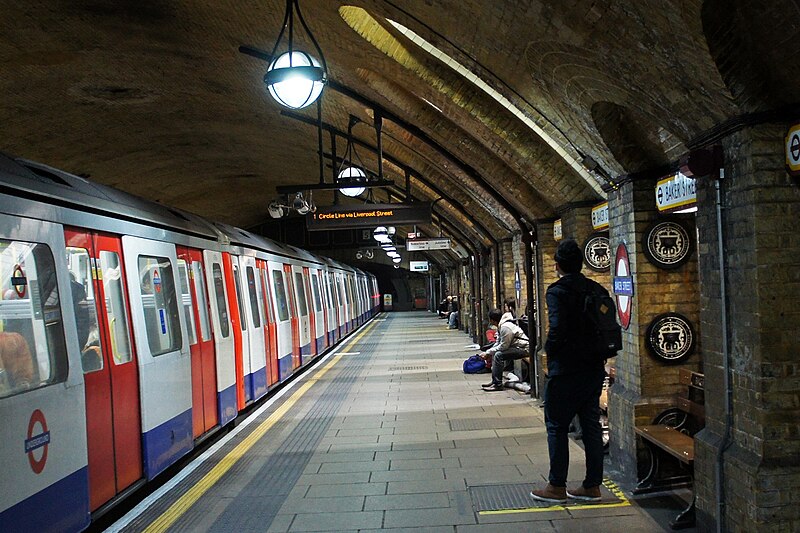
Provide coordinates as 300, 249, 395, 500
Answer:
448, 296, 460, 329
0, 331, 35, 393
479, 308, 529, 392
438, 296, 450, 318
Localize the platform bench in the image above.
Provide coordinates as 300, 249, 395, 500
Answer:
633, 369, 704, 530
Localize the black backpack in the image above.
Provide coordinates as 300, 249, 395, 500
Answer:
581, 279, 622, 361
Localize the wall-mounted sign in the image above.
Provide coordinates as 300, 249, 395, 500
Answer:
409, 260, 429, 272
583, 233, 610, 272
656, 172, 696, 212
553, 219, 562, 241
307, 203, 432, 231
642, 220, 693, 270
646, 312, 696, 364
613, 242, 633, 330
407, 238, 451, 251
787, 123, 800, 177
514, 266, 521, 302
591, 202, 609, 230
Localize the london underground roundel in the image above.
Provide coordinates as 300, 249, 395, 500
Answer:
612, 243, 633, 330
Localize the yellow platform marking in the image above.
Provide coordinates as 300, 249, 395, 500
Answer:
477, 478, 631, 515
144, 319, 380, 533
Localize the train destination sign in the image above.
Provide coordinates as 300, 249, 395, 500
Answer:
406, 238, 451, 251
307, 203, 431, 231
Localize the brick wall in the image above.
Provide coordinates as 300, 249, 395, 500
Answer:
694, 123, 800, 531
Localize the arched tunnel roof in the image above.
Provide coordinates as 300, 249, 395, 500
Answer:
0, 1, 796, 247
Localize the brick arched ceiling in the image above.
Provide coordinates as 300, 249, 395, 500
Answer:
0, 1, 796, 239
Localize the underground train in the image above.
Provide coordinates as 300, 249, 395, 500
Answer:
0, 152, 380, 532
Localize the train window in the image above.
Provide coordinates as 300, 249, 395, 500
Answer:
329, 273, 338, 308
0, 240, 68, 398
98, 251, 133, 364
191, 262, 211, 342
246, 266, 261, 329
177, 260, 197, 346
311, 274, 323, 312
232, 264, 247, 331
211, 263, 230, 338
66, 247, 105, 373
138, 255, 181, 356
294, 272, 308, 317
260, 269, 274, 324
271, 270, 289, 322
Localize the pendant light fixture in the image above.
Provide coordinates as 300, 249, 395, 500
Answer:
263, 0, 327, 109
336, 116, 367, 197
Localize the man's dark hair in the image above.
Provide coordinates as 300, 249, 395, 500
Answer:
554, 239, 583, 273
488, 308, 503, 322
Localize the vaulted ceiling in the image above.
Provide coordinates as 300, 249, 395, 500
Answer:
1, 1, 797, 254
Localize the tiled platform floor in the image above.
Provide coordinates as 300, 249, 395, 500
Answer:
109, 312, 695, 532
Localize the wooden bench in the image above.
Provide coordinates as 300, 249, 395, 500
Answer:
633, 369, 704, 530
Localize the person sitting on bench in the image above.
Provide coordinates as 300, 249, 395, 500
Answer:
480, 308, 529, 392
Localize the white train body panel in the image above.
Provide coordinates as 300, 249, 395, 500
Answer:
203, 249, 236, 425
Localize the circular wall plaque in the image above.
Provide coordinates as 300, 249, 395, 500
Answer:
645, 313, 696, 363
613, 243, 633, 330
642, 220, 693, 269
583, 233, 611, 272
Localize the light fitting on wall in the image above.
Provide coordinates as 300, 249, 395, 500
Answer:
336, 115, 367, 197
263, 0, 327, 109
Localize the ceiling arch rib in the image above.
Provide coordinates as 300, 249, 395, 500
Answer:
338, 5, 603, 204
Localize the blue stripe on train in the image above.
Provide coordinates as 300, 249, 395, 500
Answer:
248, 367, 268, 401
316, 334, 326, 353
142, 408, 193, 480
0, 467, 89, 533
278, 354, 293, 381
218, 383, 237, 427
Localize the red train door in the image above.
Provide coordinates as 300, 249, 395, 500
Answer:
65, 228, 143, 511
258, 260, 279, 386
222, 252, 245, 411
176, 246, 218, 438
303, 267, 317, 356
283, 263, 300, 369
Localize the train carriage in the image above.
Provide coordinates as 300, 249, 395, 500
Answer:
0, 153, 378, 533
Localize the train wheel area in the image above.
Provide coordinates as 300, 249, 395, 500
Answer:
103, 312, 692, 533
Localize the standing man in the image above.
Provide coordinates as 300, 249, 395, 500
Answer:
530, 239, 607, 503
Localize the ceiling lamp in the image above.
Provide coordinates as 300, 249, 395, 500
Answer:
387, 251, 399, 258
336, 115, 368, 197
392, 256, 402, 264
263, 0, 327, 109
373, 226, 389, 242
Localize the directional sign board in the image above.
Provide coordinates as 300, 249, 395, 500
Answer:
409, 260, 429, 272
406, 238, 451, 251
307, 203, 432, 231
787, 123, 800, 177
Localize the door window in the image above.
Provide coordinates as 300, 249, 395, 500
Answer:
272, 270, 289, 322
177, 260, 197, 346
0, 240, 68, 397
138, 255, 181, 356
246, 266, 261, 328
66, 247, 104, 372
211, 263, 230, 338
98, 251, 133, 365
294, 272, 308, 317
191, 261, 211, 342
232, 264, 247, 331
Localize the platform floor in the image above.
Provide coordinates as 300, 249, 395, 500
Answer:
108, 312, 694, 533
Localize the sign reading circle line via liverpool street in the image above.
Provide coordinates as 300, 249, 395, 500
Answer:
307, 203, 432, 231
613, 242, 633, 330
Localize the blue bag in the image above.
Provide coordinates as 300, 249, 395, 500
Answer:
463, 354, 489, 374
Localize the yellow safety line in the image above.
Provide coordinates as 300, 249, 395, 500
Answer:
477, 478, 631, 516
144, 318, 380, 533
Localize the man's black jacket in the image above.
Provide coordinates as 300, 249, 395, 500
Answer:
544, 272, 607, 376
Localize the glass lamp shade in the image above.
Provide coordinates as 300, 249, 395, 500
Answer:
392, 257, 402, 263
373, 227, 388, 241
387, 251, 399, 258
337, 167, 366, 197
264, 51, 325, 109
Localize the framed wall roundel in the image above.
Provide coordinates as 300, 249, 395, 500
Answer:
645, 312, 696, 364
583, 232, 611, 272
642, 220, 693, 270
